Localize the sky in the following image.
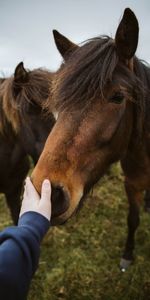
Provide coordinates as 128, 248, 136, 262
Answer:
0, 0, 150, 76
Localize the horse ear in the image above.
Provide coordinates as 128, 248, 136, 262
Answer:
115, 8, 139, 60
14, 62, 29, 83
53, 30, 79, 59
13, 62, 29, 97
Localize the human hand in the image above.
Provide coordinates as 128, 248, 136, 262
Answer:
20, 177, 51, 221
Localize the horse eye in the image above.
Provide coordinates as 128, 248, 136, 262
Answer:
109, 93, 124, 104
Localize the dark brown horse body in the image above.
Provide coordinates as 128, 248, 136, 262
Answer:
0, 63, 55, 223
32, 8, 150, 269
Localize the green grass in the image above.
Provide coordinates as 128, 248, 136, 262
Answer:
0, 163, 150, 299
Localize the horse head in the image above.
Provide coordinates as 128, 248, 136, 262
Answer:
12, 62, 55, 163
32, 8, 140, 225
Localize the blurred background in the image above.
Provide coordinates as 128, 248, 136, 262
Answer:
0, 0, 150, 75
0, 2, 150, 299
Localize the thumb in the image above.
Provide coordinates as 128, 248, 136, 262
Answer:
40, 179, 51, 204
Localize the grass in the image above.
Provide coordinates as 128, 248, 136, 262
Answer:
0, 163, 150, 299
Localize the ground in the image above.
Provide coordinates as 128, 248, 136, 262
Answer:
0, 163, 150, 300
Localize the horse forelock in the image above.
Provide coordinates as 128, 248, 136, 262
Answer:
50, 36, 148, 119
51, 36, 118, 110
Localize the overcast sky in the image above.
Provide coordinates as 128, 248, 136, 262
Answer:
0, 0, 150, 76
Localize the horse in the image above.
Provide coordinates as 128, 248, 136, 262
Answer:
0, 62, 55, 224
32, 8, 150, 270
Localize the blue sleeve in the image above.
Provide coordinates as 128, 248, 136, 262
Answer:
0, 211, 50, 300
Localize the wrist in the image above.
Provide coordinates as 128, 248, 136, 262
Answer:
18, 211, 50, 241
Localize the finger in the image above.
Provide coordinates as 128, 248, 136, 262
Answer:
40, 179, 51, 204
24, 177, 40, 202
22, 177, 30, 198
39, 179, 51, 221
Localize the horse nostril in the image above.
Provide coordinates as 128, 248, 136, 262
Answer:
51, 185, 70, 218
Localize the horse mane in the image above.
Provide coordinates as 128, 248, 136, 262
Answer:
0, 78, 5, 84
134, 58, 150, 90
0, 68, 52, 134
51, 36, 149, 118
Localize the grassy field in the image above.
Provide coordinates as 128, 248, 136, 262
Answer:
0, 163, 150, 300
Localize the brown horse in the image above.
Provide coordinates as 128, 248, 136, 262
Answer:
32, 8, 150, 270
0, 62, 55, 223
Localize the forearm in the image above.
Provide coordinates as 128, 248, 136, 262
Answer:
0, 212, 50, 300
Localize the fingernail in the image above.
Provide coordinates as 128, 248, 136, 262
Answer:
43, 179, 50, 189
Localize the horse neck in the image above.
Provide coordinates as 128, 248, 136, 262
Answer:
0, 99, 16, 139
134, 58, 150, 118
128, 58, 150, 147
